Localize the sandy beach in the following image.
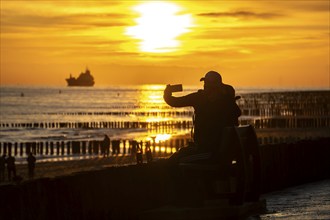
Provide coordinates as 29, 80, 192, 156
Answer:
1, 155, 167, 184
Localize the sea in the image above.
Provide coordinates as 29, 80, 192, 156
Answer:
0, 85, 328, 163
0, 85, 197, 143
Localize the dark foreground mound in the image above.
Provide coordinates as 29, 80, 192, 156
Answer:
0, 138, 329, 220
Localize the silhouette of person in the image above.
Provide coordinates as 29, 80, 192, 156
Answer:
27, 152, 36, 179
164, 70, 241, 163
111, 140, 120, 155
6, 153, 16, 181
0, 154, 6, 182
130, 140, 137, 156
136, 142, 143, 164
102, 135, 110, 157
145, 141, 153, 163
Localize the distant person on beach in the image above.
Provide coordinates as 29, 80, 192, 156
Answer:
145, 141, 153, 163
164, 70, 241, 164
136, 142, 143, 164
0, 154, 6, 182
102, 134, 110, 157
6, 153, 16, 181
111, 140, 120, 155
27, 152, 36, 179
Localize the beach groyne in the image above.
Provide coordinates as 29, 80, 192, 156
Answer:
1, 91, 328, 129
0, 138, 188, 161
1, 126, 329, 159
0, 137, 329, 220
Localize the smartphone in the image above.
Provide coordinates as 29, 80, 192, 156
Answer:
169, 84, 183, 93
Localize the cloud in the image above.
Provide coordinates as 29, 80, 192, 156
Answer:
197, 11, 283, 19
264, 1, 329, 12
1, 10, 129, 32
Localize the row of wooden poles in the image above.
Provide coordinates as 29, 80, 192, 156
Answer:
0, 138, 189, 158
46, 110, 193, 117
240, 116, 330, 129
13, 91, 328, 118
1, 92, 327, 129
1, 116, 329, 130
0, 121, 193, 129
237, 91, 330, 117
0, 133, 320, 158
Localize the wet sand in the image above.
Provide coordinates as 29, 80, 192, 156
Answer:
1, 155, 167, 183
255, 179, 330, 219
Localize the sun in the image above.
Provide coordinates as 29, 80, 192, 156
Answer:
125, 2, 193, 53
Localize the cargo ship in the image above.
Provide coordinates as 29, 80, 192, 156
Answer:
66, 68, 95, 86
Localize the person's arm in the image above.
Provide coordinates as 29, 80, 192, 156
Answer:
163, 85, 197, 107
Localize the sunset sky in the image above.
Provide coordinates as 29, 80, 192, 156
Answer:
1, 0, 329, 88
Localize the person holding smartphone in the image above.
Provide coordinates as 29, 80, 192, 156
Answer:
164, 70, 241, 164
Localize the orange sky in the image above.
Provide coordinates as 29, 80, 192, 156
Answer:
1, 0, 329, 88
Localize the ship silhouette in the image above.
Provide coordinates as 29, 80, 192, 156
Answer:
66, 68, 95, 87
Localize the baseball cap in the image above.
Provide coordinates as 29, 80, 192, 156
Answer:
200, 71, 222, 84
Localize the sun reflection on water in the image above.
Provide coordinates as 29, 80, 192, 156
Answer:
138, 84, 166, 106
155, 134, 172, 143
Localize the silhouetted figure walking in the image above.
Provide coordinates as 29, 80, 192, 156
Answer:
0, 154, 6, 182
136, 142, 143, 164
130, 140, 137, 156
102, 135, 110, 157
6, 153, 16, 181
111, 140, 120, 155
27, 152, 36, 179
145, 141, 153, 163
164, 70, 241, 164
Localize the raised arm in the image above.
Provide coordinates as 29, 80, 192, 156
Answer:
163, 85, 197, 107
